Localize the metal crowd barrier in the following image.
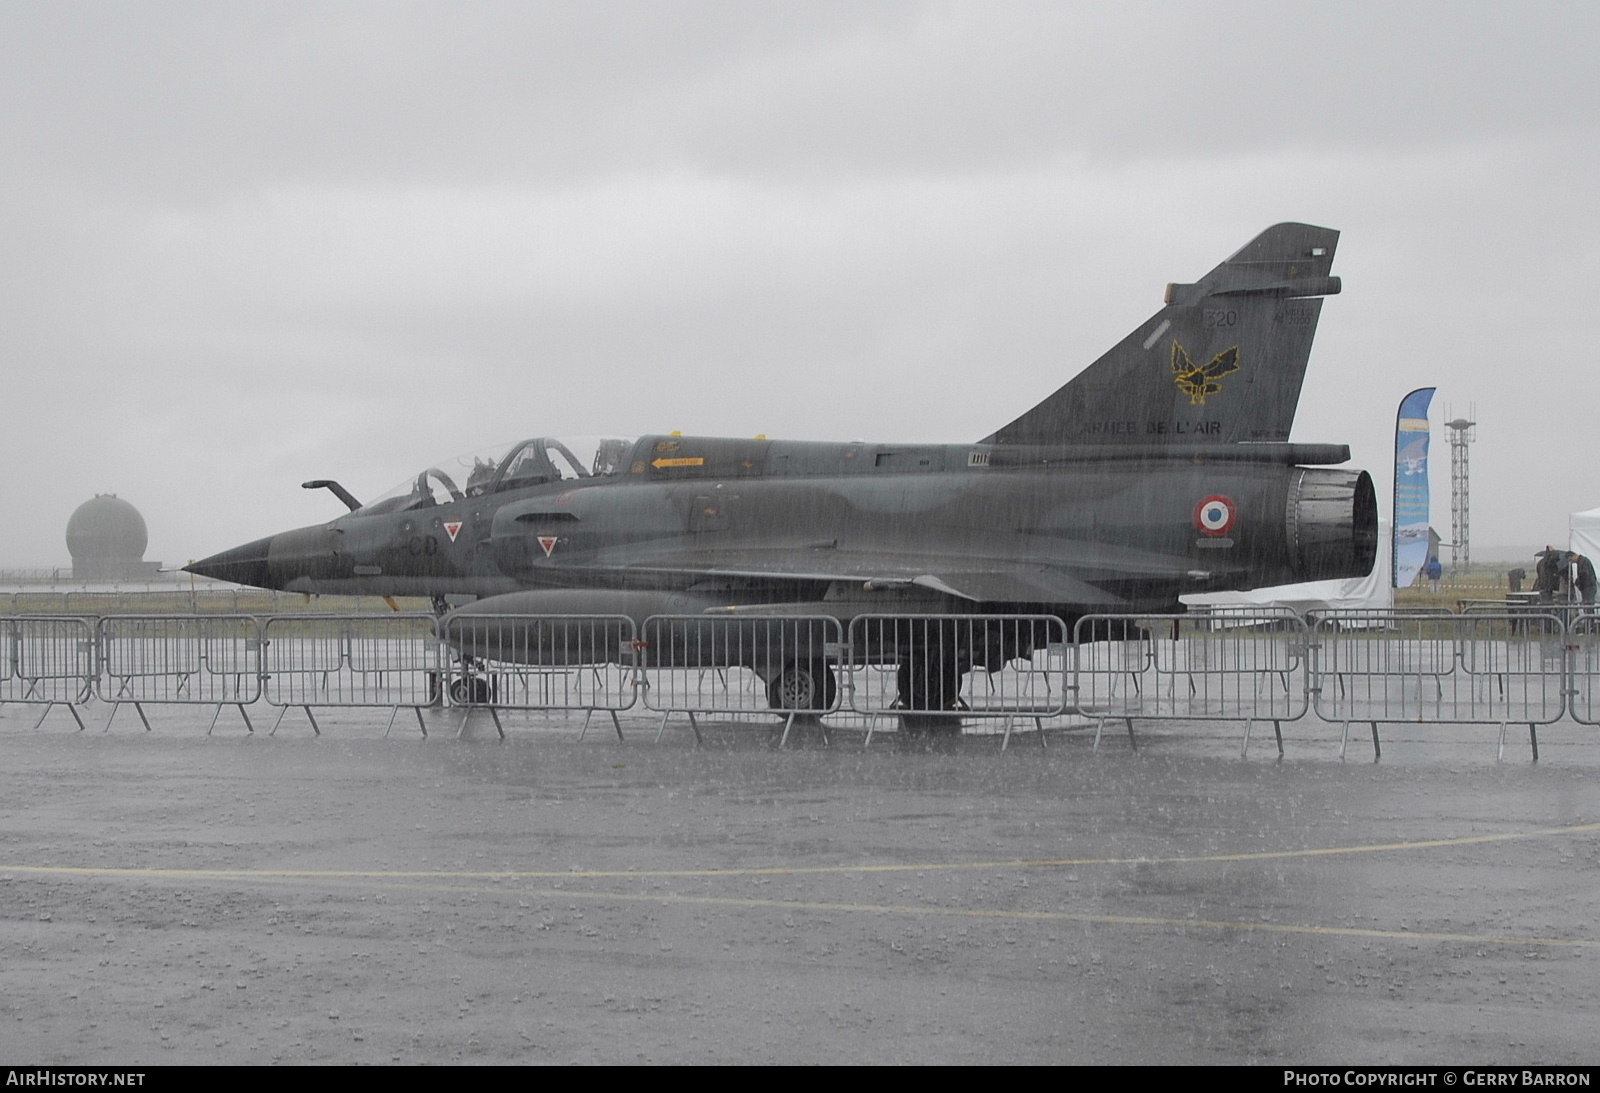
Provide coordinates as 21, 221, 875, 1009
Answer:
1073, 611, 1309, 755
1310, 611, 1567, 759
846, 615, 1067, 748
640, 615, 844, 746
260, 614, 444, 736
96, 615, 262, 732
1554, 611, 1600, 728
435, 613, 639, 741
6, 608, 1600, 759
0, 617, 94, 729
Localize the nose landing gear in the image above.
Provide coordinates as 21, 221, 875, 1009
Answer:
766, 659, 838, 712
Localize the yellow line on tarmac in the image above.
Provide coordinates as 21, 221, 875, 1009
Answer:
523, 887, 1600, 949
3, 819, 1600, 889
2, 819, 1596, 883
8, 841, 1597, 950
179, 872, 1600, 951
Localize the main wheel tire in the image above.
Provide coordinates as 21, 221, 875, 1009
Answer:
767, 661, 837, 711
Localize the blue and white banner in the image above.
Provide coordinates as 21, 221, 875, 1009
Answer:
1392, 387, 1435, 588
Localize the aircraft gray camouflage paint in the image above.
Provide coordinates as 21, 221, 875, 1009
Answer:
188, 223, 1376, 711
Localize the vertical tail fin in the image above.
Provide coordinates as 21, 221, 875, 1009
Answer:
984, 223, 1340, 447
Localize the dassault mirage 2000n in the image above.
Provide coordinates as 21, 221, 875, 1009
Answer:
188, 223, 1377, 713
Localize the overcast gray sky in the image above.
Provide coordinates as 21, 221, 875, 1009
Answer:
3, 0, 1596, 567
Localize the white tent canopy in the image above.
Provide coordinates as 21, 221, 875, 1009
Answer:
1181, 521, 1392, 615
1570, 507, 1600, 561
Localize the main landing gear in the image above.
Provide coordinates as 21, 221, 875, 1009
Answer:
892, 649, 969, 735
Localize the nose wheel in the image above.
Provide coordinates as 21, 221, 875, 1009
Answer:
447, 657, 497, 704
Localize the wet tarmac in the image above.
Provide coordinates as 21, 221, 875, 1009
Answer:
0, 704, 1596, 1064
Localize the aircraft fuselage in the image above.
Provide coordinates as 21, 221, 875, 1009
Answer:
194, 434, 1375, 622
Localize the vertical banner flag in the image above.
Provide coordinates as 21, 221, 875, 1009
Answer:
1393, 387, 1436, 588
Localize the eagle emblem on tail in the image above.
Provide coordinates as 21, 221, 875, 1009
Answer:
1171, 342, 1240, 405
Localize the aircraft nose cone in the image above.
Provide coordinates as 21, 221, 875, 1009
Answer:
185, 536, 275, 589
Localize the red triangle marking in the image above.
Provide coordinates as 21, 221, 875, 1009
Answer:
538, 536, 558, 557
443, 521, 463, 542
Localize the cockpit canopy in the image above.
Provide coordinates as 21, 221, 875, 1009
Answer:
355, 436, 637, 516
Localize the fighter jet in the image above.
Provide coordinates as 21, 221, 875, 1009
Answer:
188, 223, 1376, 712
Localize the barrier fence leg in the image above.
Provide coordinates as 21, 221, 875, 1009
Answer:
577, 709, 625, 742
779, 712, 796, 749
1242, 718, 1253, 759
269, 706, 289, 735
414, 707, 427, 738
1529, 723, 1539, 763
1001, 715, 1014, 751
102, 701, 151, 733
1273, 720, 1284, 758
1125, 718, 1138, 752
454, 707, 503, 741
1497, 718, 1509, 762
30, 702, 87, 732
686, 711, 702, 747
864, 713, 880, 747
383, 706, 400, 738
211, 703, 253, 734
1370, 722, 1381, 762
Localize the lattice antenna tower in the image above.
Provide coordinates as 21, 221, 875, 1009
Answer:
1445, 410, 1477, 572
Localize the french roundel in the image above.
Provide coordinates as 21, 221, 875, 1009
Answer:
1194, 495, 1236, 536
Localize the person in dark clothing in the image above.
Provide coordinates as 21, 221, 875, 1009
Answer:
1568, 552, 1597, 605
1507, 568, 1526, 594
1534, 546, 1567, 603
